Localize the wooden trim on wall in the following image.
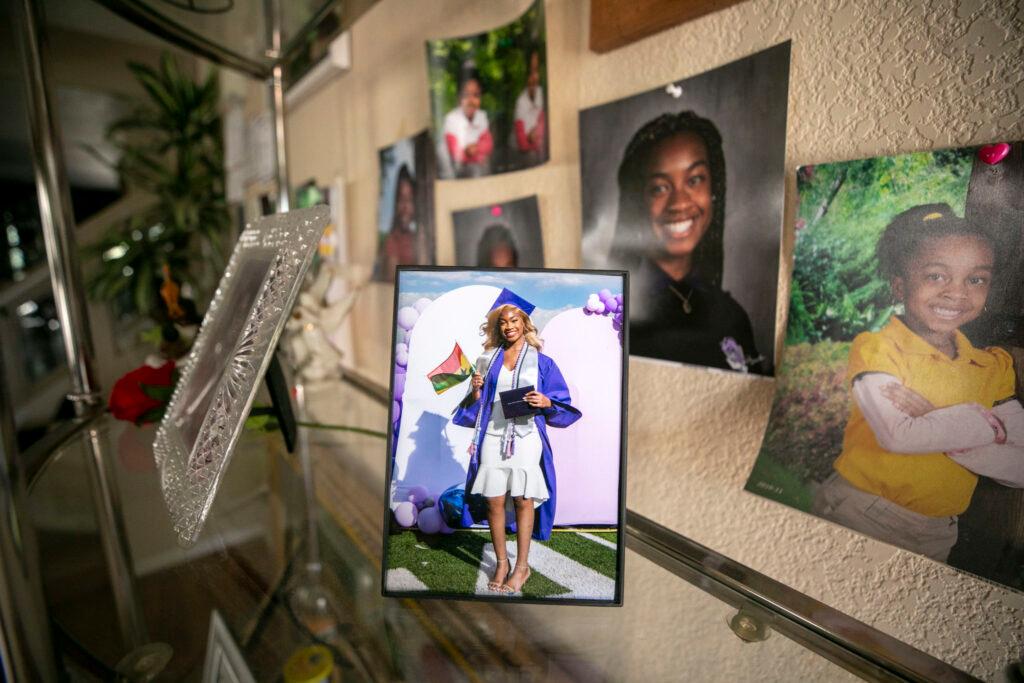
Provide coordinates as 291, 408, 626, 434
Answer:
590, 0, 747, 53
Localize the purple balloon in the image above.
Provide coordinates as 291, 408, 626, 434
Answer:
394, 502, 418, 527
395, 343, 409, 367
407, 485, 429, 506
396, 306, 419, 331
418, 506, 443, 534
401, 328, 412, 345
615, 293, 623, 305
393, 372, 406, 400
599, 288, 612, 300
392, 401, 401, 421
612, 318, 622, 331
592, 300, 606, 314
605, 298, 619, 313
413, 297, 432, 313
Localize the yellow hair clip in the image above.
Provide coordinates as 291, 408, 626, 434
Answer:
922, 212, 943, 221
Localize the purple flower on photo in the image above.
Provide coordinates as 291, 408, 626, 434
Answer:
720, 337, 749, 373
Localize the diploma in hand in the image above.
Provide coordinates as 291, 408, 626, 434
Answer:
499, 385, 537, 419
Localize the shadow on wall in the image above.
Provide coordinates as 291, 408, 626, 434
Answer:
395, 410, 465, 501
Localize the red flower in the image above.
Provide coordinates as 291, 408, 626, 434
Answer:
108, 361, 177, 424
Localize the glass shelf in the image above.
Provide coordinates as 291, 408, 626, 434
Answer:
86, 0, 373, 79
22, 397, 852, 680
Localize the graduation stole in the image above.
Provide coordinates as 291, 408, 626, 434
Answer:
468, 344, 538, 458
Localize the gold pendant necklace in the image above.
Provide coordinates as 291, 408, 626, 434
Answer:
667, 284, 693, 314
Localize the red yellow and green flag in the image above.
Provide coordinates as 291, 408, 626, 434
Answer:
427, 342, 473, 394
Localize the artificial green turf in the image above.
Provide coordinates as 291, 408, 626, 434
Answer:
587, 531, 619, 545
544, 532, 618, 580
387, 529, 623, 598
386, 529, 484, 593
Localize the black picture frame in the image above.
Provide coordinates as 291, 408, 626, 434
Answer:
380, 266, 629, 606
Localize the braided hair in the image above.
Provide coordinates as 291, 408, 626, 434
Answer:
612, 111, 726, 287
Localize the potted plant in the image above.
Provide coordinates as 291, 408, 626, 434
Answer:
87, 53, 229, 347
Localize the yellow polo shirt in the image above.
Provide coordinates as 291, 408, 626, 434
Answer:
834, 317, 1016, 517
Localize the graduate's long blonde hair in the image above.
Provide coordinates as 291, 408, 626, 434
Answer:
481, 304, 543, 351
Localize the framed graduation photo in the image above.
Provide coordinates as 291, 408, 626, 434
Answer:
382, 267, 628, 605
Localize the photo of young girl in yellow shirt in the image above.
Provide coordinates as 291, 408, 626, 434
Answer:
812, 203, 1024, 561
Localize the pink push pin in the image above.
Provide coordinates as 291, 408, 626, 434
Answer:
490, 205, 503, 217
978, 143, 1010, 165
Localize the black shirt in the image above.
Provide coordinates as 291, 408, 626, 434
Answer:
629, 259, 764, 374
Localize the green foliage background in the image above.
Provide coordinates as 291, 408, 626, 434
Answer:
87, 54, 229, 321
787, 148, 974, 345
750, 148, 977, 508
426, 0, 546, 171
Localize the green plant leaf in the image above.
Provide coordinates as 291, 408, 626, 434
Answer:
140, 383, 173, 401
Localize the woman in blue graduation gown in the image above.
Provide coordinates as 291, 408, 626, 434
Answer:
453, 294, 581, 593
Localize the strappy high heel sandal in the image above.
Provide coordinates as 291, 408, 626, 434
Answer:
500, 564, 531, 594
488, 557, 511, 591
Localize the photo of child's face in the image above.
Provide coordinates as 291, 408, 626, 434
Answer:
643, 132, 713, 260
460, 79, 481, 119
893, 234, 994, 344
527, 52, 541, 93
395, 178, 415, 228
489, 243, 516, 267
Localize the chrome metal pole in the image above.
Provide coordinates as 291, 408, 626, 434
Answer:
0, 351, 60, 681
293, 384, 321, 571
14, 0, 101, 413
266, 0, 290, 212
82, 425, 148, 649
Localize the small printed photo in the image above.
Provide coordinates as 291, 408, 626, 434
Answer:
374, 131, 436, 282
579, 43, 790, 375
383, 268, 628, 605
294, 179, 344, 271
746, 141, 1024, 591
452, 195, 544, 269
426, 0, 548, 179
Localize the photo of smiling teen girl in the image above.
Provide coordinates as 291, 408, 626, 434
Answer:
813, 204, 1024, 562
612, 111, 762, 373
443, 65, 493, 178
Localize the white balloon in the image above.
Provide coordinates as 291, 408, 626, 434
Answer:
396, 306, 419, 331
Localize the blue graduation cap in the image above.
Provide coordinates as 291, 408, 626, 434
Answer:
489, 288, 535, 315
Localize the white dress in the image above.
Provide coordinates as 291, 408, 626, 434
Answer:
470, 366, 549, 506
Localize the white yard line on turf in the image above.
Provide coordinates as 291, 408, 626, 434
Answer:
475, 541, 615, 600
386, 567, 429, 592
578, 532, 617, 550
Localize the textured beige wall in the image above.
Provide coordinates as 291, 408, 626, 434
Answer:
287, 0, 1024, 679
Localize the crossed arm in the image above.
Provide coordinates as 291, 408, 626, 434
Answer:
853, 372, 1024, 486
